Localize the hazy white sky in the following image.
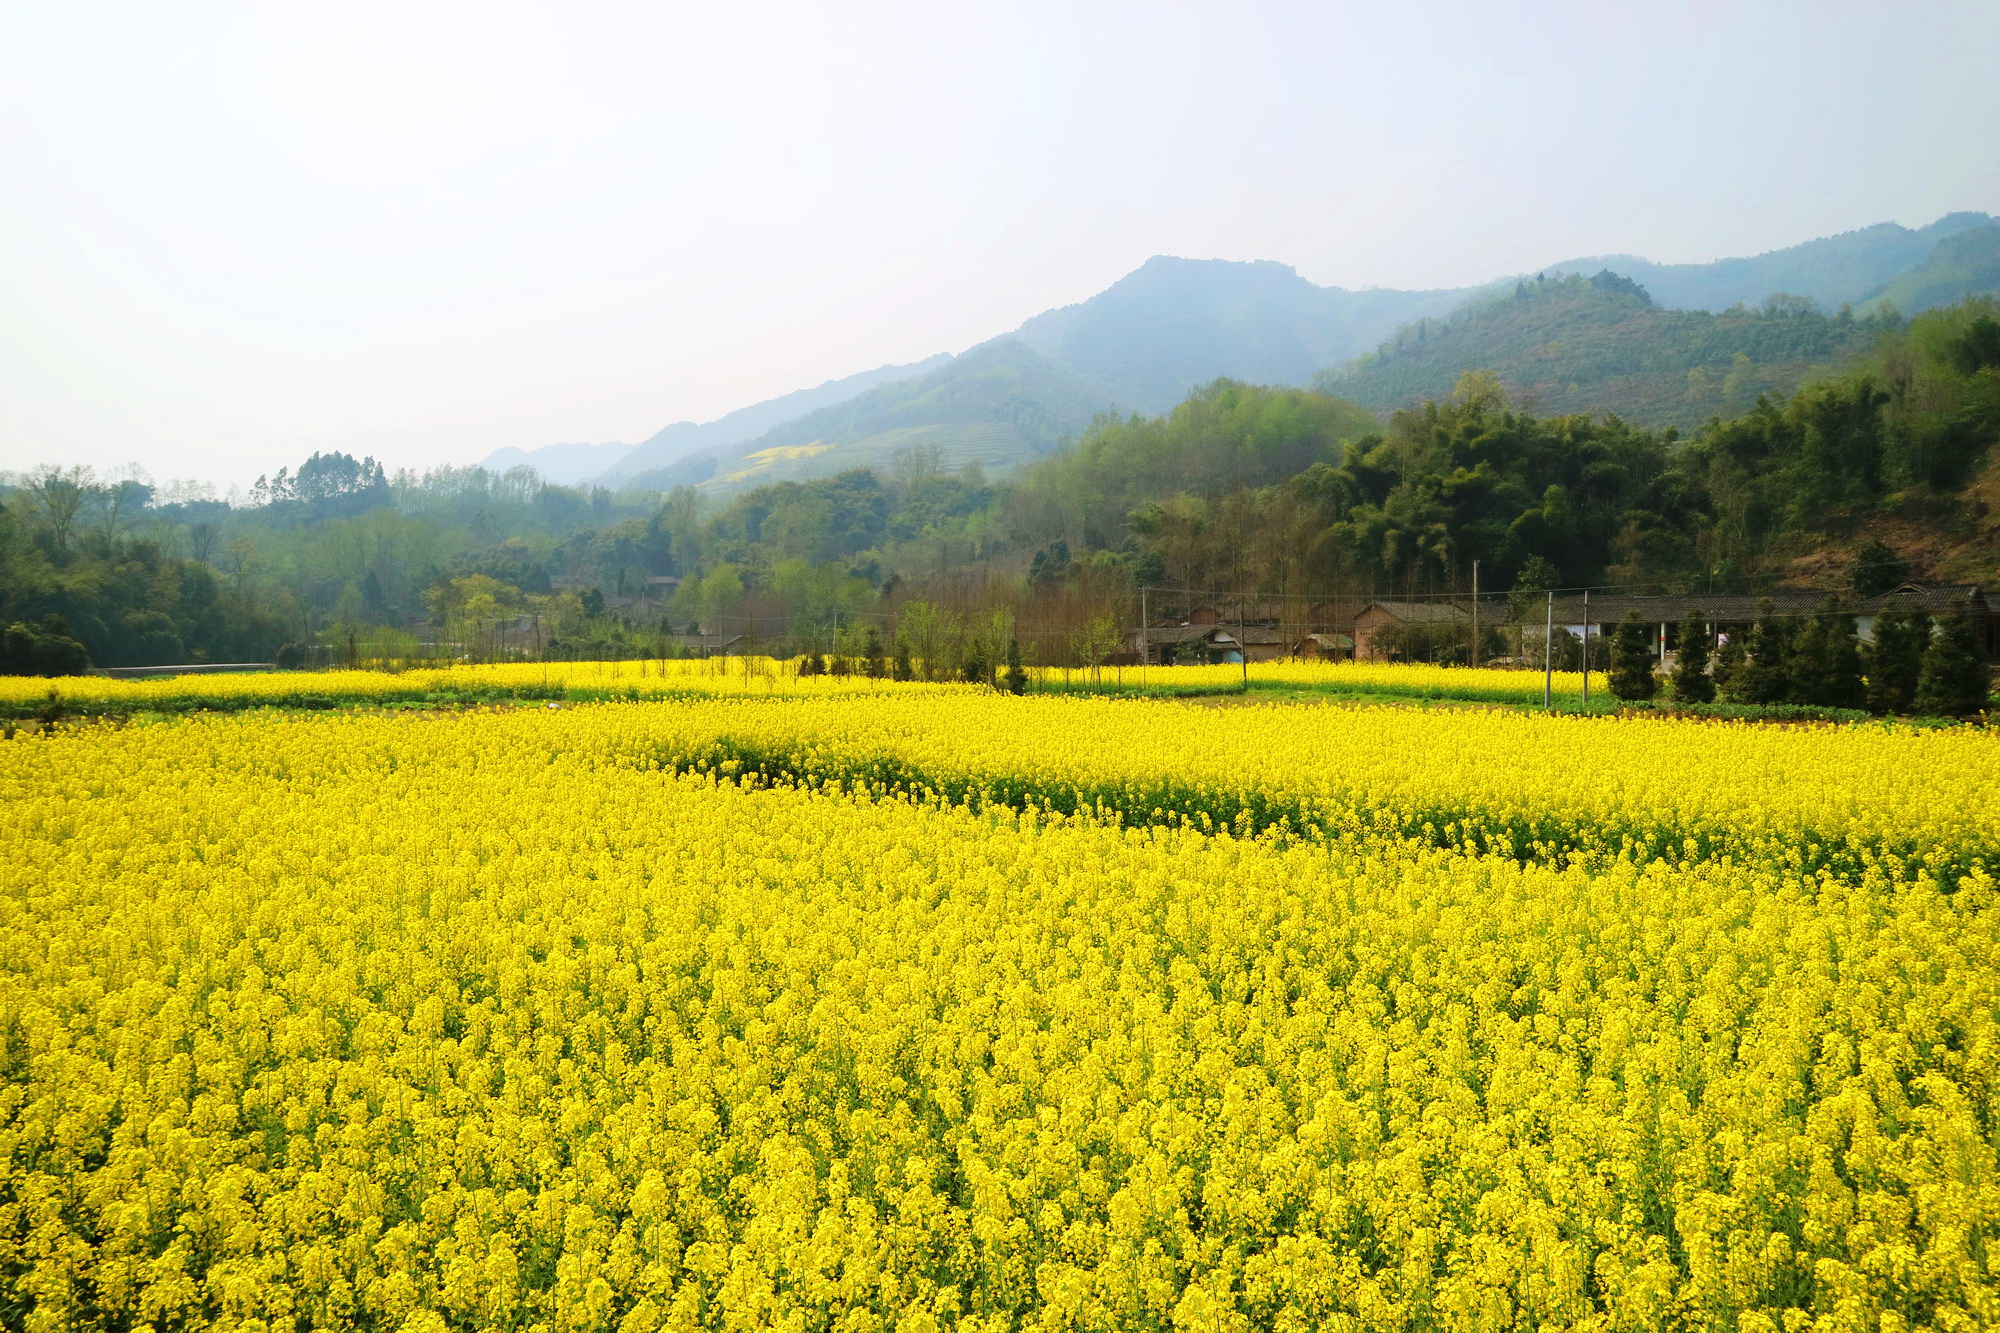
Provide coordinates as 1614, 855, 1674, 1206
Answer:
4, 0, 1996, 488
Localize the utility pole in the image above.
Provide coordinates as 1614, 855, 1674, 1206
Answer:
1238, 585, 1248, 685
1470, 560, 1480, 669
1236, 498, 1248, 687
1140, 586, 1149, 668
1543, 591, 1554, 710
1580, 590, 1591, 706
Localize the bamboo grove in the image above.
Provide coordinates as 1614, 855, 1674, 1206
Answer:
4, 681, 1999, 1330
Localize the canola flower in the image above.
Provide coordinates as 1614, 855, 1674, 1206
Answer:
0, 658, 969, 717
0, 657, 1588, 717
568, 692, 2000, 882
4, 706, 1999, 1331
1036, 659, 1588, 705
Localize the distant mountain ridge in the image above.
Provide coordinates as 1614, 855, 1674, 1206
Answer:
1327, 218, 2000, 426
479, 440, 632, 486
1539, 213, 1994, 312
479, 211, 1998, 490
1008, 256, 1481, 413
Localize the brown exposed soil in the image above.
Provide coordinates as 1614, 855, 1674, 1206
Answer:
1785, 458, 2000, 589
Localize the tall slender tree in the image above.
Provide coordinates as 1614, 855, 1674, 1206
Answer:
1914, 612, 1990, 717
1713, 628, 1748, 698
1864, 603, 1930, 714
1608, 613, 1658, 701
1791, 600, 1865, 709
1670, 612, 1713, 704
1003, 638, 1027, 695
1730, 601, 1793, 705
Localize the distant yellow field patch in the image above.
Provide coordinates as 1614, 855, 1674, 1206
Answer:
710, 440, 838, 485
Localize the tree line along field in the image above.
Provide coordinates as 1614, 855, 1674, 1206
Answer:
4, 676, 1999, 1330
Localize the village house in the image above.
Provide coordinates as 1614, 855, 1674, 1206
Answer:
661, 631, 744, 657
1131, 621, 1287, 665
1291, 632, 1355, 660
1351, 600, 1475, 661
1857, 584, 1993, 650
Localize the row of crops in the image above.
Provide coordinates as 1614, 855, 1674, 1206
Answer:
0, 658, 1594, 718
5, 682, 1998, 1329
570, 693, 1996, 884
0, 660, 952, 717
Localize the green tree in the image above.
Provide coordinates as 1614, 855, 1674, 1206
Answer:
0, 616, 90, 676
898, 601, 943, 680
861, 626, 886, 679
1075, 613, 1121, 680
695, 564, 744, 632
1002, 638, 1027, 695
1914, 612, 1989, 717
1730, 601, 1793, 705
1865, 603, 1930, 714
892, 635, 914, 683
1848, 539, 1909, 598
961, 641, 990, 687
1790, 601, 1866, 709
1507, 555, 1560, 659
1608, 613, 1658, 701
22, 465, 92, 559
1713, 629, 1748, 699
1670, 612, 1713, 704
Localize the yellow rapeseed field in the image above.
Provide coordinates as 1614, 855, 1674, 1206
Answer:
4, 694, 1998, 1330
1034, 660, 1587, 704
1, 656, 1593, 718
571, 692, 1999, 880
0, 659, 965, 715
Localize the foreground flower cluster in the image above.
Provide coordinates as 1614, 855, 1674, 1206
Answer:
5, 701, 1998, 1331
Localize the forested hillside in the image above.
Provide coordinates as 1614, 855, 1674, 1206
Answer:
1320, 270, 1903, 429
6, 295, 1996, 673
1863, 221, 2000, 316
